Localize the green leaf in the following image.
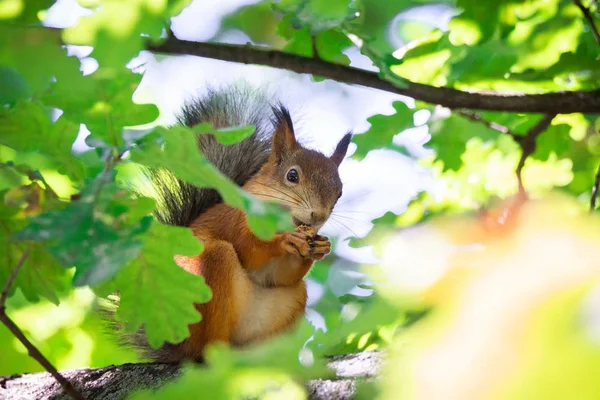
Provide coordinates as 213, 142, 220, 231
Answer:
352, 101, 414, 160
130, 126, 293, 239
0, 25, 82, 101
275, 0, 359, 34
14, 172, 153, 287
212, 125, 256, 145
532, 123, 572, 161
509, 32, 600, 91
390, 30, 463, 87
428, 113, 502, 171
44, 72, 159, 152
0, 238, 70, 305
220, 1, 281, 44
0, 66, 31, 105
188, 123, 257, 146
128, 364, 233, 400
361, 41, 411, 89
447, 41, 517, 86
111, 221, 210, 349
475, 111, 543, 135
0, 101, 84, 180
448, 0, 503, 45
0, 0, 56, 24
276, 15, 313, 57
346, 0, 411, 54
80, 73, 159, 150
311, 293, 402, 355
63, 1, 192, 69
0, 191, 69, 305
315, 29, 352, 65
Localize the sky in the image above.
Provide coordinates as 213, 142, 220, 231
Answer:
44, 0, 440, 266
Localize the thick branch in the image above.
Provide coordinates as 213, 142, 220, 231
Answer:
573, 0, 600, 44
515, 114, 557, 193
0, 352, 381, 400
0, 245, 85, 400
147, 37, 600, 114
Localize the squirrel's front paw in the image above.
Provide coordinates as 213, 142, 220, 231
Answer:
309, 234, 331, 261
281, 226, 331, 260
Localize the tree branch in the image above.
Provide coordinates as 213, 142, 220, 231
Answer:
0, 246, 32, 308
0, 352, 381, 400
573, 0, 600, 44
591, 163, 600, 212
147, 37, 600, 114
0, 245, 85, 400
515, 114, 557, 194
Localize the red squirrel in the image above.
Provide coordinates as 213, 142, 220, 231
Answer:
113, 86, 351, 362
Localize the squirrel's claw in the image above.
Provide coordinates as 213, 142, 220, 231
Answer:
281, 229, 331, 261
283, 231, 312, 258
310, 237, 331, 260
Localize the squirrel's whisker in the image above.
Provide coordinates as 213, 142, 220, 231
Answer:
255, 193, 301, 207
328, 216, 362, 238
254, 181, 303, 203
289, 186, 311, 210
330, 213, 372, 226
336, 190, 374, 206
332, 210, 371, 215
326, 217, 357, 238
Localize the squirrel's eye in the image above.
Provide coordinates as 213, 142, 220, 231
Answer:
286, 168, 299, 183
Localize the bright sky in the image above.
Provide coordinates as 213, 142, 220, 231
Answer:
44, 0, 441, 267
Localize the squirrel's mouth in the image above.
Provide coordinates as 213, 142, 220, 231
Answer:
293, 217, 310, 227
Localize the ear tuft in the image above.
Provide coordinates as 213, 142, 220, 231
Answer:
330, 132, 352, 166
271, 103, 294, 134
270, 103, 298, 161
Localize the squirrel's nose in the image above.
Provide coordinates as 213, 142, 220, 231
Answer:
310, 211, 327, 225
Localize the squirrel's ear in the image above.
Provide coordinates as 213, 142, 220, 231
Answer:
271, 104, 298, 160
330, 132, 352, 166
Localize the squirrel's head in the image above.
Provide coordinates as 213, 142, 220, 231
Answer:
247, 105, 352, 232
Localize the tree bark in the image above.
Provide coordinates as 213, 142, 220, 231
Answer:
0, 351, 381, 400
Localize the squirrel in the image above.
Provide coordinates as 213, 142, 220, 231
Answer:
115, 85, 352, 362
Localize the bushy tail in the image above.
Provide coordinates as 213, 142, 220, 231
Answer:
147, 84, 276, 227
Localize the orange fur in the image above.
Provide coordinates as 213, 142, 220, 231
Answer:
175, 203, 312, 359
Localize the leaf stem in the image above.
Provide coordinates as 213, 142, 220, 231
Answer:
0, 245, 85, 400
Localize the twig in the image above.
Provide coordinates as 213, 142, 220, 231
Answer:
515, 114, 557, 194
0, 246, 32, 307
311, 35, 320, 59
457, 110, 522, 141
0, 245, 85, 400
573, 0, 600, 44
146, 36, 600, 114
591, 163, 600, 211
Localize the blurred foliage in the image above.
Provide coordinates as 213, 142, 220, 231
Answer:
1, 0, 600, 399
376, 194, 600, 400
